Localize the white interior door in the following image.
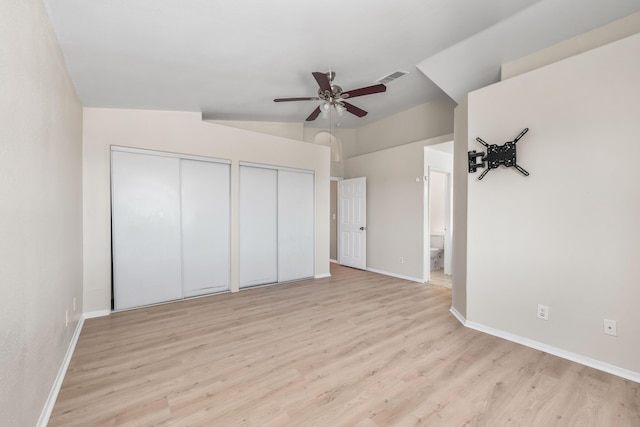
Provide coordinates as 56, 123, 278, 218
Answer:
338, 177, 366, 270
239, 166, 278, 288
111, 151, 183, 310
278, 170, 314, 281
180, 159, 230, 297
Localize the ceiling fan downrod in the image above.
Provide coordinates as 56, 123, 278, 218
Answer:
318, 71, 343, 105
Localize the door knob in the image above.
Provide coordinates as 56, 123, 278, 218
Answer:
359, 226, 366, 231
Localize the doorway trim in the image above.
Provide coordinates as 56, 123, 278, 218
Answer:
424, 144, 454, 283
330, 177, 342, 264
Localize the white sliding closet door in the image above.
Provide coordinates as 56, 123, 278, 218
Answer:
181, 160, 230, 297
239, 166, 278, 288
112, 151, 183, 310
278, 170, 314, 281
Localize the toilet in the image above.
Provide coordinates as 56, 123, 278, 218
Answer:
430, 234, 444, 270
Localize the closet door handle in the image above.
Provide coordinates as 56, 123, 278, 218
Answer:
359, 226, 367, 231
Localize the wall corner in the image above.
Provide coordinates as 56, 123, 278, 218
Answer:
451, 96, 469, 318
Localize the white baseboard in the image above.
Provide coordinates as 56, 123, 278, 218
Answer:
37, 316, 84, 427
314, 273, 331, 279
329, 259, 338, 264
366, 267, 423, 283
449, 306, 466, 325
83, 309, 110, 319
456, 316, 640, 384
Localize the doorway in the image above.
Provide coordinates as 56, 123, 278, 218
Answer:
424, 143, 453, 285
338, 177, 367, 270
330, 179, 339, 263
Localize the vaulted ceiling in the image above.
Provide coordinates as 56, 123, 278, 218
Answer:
44, 0, 640, 128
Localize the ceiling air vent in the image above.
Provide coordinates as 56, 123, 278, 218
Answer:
375, 70, 409, 84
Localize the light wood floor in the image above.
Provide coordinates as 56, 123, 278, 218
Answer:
50, 264, 639, 426
428, 268, 451, 289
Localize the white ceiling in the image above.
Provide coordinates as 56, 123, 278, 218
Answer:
43, 0, 640, 129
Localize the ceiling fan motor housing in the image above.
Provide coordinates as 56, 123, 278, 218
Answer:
318, 85, 344, 103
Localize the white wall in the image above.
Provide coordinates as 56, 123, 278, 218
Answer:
429, 171, 444, 234
83, 108, 330, 313
429, 170, 447, 234
345, 134, 453, 281
466, 33, 640, 375
0, 1, 83, 425
330, 180, 338, 261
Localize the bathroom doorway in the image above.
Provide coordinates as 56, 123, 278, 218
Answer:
424, 143, 453, 286
329, 178, 339, 263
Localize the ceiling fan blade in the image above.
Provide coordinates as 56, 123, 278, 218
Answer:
312, 72, 332, 93
274, 97, 319, 102
343, 102, 368, 118
342, 84, 386, 99
306, 106, 322, 121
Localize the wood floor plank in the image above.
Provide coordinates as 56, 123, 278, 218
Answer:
49, 264, 639, 426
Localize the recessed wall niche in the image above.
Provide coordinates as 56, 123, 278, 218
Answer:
313, 131, 341, 163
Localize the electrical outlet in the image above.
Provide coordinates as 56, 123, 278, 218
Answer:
399, 257, 404, 264
604, 319, 617, 336
65, 309, 69, 327
73, 297, 76, 312
537, 304, 549, 321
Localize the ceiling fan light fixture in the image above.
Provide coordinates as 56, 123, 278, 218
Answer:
335, 104, 346, 116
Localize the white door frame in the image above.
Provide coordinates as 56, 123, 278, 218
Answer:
443, 171, 453, 275
330, 177, 342, 264
425, 167, 453, 281
424, 145, 454, 283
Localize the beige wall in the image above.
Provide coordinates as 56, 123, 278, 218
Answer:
83, 108, 330, 313
466, 33, 640, 375
207, 99, 456, 179
451, 98, 469, 318
303, 127, 357, 178
502, 12, 640, 80
341, 98, 457, 282
0, 1, 83, 425
207, 119, 304, 140
345, 134, 453, 281
353, 97, 457, 157
208, 121, 351, 178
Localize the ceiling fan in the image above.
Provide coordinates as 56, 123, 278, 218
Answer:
274, 71, 387, 121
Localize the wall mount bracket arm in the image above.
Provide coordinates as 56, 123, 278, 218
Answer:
467, 128, 530, 180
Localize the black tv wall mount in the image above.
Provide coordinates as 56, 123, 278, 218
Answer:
468, 128, 530, 180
